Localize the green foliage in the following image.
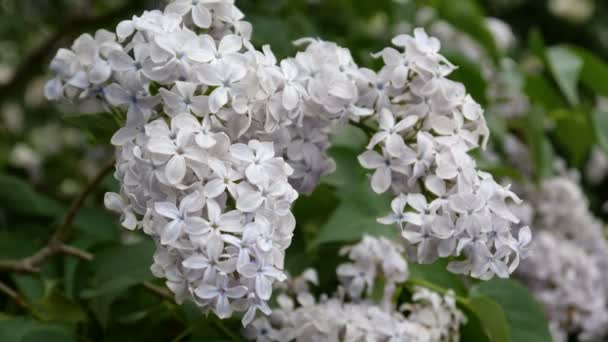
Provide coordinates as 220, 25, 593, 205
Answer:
570, 46, 608, 98
406, 269, 546, 342
552, 109, 595, 166
62, 113, 121, 145
0, 317, 75, 342
592, 109, 608, 154
546, 46, 583, 106
0, 175, 63, 218
431, 0, 499, 63
1, 0, 608, 341
29, 287, 87, 323
80, 241, 155, 299
409, 259, 468, 296
525, 107, 554, 180
311, 146, 397, 246
444, 52, 488, 105
471, 279, 552, 342
465, 295, 511, 342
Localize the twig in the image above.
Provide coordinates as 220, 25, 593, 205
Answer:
0, 160, 114, 274
142, 281, 174, 302
0, 281, 29, 310
143, 282, 240, 342
170, 327, 194, 342
351, 119, 376, 138
0, 245, 95, 273
58, 244, 95, 261
57, 159, 116, 241
211, 316, 241, 342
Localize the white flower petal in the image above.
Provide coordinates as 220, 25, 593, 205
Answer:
165, 155, 187, 185
371, 166, 391, 194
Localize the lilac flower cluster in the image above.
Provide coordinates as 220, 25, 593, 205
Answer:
245, 236, 465, 341
45, 0, 529, 325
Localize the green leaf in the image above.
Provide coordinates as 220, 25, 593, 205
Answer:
88, 292, 121, 329
63, 208, 121, 298
479, 165, 524, 182
11, 275, 45, 303
310, 200, 397, 246
408, 276, 509, 342
330, 124, 368, 151
525, 107, 554, 180
591, 109, 608, 154
62, 112, 120, 145
0, 174, 63, 217
432, 0, 499, 63
73, 207, 120, 243
527, 28, 546, 61
30, 287, 87, 323
0, 229, 45, 260
552, 110, 594, 167
486, 112, 508, 145
471, 279, 552, 342
369, 276, 386, 303
568, 46, 608, 98
312, 147, 396, 246
80, 240, 155, 298
546, 46, 582, 106
322, 146, 367, 189
0, 318, 74, 342
460, 306, 491, 342
465, 295, 511, 342
408, 259, 468, 296
63, 237, 100, 299
524, 74, 567, 112
443, 51, 488, 105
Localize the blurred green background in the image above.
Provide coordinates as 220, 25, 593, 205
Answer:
1, 0, 608, 341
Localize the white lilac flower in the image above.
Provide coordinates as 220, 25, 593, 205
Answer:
104, 76, 159, 118
245, 236, 465, 341
524, 176, 608, 291
198, 60, 247, 113
154, 191, 205, 245
47, 0, 300, 325
337, 235, 408, 302
506, 173, 608, 342
46, 0, 529, 324
517, 231, 608, 342
195, 274, 249, 319
585, 146, 608, 185
159, 81, 209, 117
358, 148, 409, 194
367, 108, 418, 153
548, 0, 595, 23
352, 30, 528, 279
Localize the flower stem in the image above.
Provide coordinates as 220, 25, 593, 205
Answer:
0, 159, 114, 274
350, 120, 376, 138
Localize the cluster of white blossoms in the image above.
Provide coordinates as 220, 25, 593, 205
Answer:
337, 235, 408, 307
357, 30, 530, 279
244, 236, 465, 342
45, 0, 302, 325
511, 175, 608, 342
533, 177, 608, 287
45, 0, 529, 324
517, 231, 608, 342
277, 26, 530, 279
586, 146, 608, 185
417, 8, 529, 120
549, 0, 595, 23
489, 118, 608, 341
